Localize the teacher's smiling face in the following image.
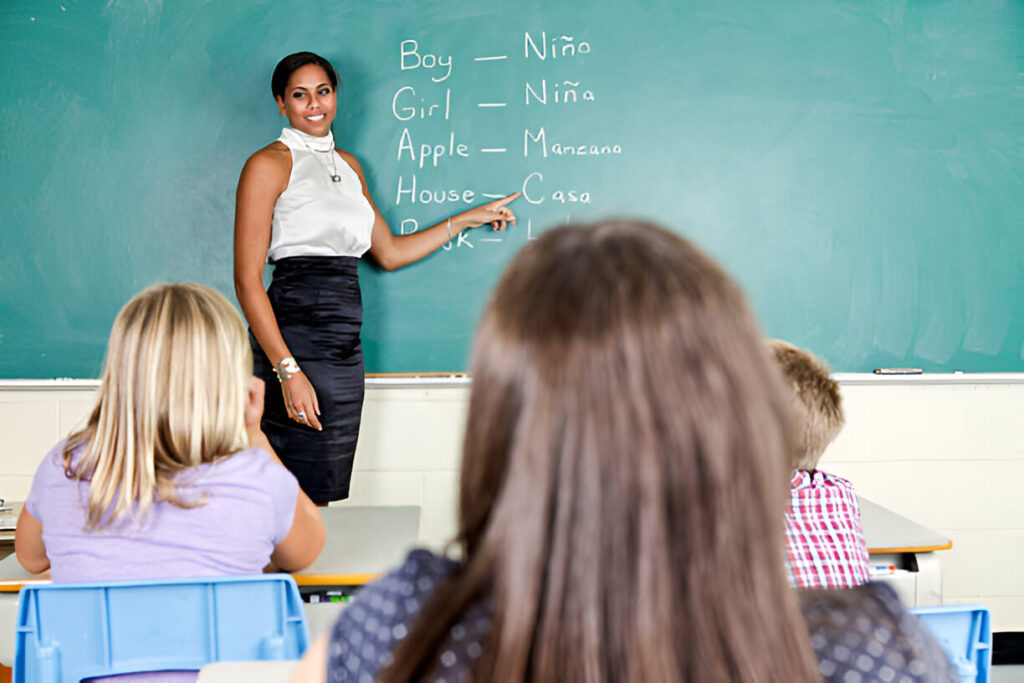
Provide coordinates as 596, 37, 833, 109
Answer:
276, 63, 337, 137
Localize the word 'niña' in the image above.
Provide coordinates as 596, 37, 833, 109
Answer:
526, 80, 595, 105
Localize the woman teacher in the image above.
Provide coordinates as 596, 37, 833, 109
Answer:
234, 51, 518, 504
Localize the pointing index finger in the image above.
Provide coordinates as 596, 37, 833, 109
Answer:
493, 191, 521, 206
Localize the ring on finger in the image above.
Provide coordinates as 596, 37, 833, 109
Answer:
297, 411, 306, 420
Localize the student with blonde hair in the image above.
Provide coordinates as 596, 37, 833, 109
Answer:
291, 221, 954, 683
16, 282, 324, 583
770, 339, 872, 589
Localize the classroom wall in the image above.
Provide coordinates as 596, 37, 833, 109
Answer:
2, 378, 1023, 629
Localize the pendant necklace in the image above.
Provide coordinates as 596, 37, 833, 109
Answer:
300, 138, 342, 183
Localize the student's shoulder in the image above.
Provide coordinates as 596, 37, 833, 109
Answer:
37, 439, 74, 475
27, 440, 80, 510
800, 583, 958, 682
792, 469, 858, 492
391, 548, 459, 585
192, 448, 294, 495
212, 447, 287, 477
330, 550, 458, 655
346, 549, 457, 616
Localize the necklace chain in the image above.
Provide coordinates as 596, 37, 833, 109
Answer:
299, 138, 341, 183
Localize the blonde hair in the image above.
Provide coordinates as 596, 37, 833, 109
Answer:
768, 339, 845, 471
64, 283, 252, 528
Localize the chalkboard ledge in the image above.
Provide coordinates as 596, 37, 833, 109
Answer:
2, 374, 1023, 389
831, 373, 1024, 386
0, 376, 474, 390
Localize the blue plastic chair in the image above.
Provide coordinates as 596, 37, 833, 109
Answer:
910, 604, 991, 683
14, 574, 309, 683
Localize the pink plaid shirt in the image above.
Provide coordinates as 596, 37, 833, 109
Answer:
785, 470, 871, 589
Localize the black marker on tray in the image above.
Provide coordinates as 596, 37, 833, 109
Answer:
873, 368, 923, 375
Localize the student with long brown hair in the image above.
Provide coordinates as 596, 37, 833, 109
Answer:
291, 221, 955, 682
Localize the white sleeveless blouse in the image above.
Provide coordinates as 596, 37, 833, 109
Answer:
267, 128, 375, 261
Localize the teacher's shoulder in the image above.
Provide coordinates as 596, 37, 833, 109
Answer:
336, 149, 366, 176
238, 140, 291, 192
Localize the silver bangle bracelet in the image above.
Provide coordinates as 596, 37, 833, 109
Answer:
273, 356, 301, 382
446, 218, 453, 242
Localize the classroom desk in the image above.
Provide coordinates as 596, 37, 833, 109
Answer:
291, 506, 421, 638
859, 496, 951, 607
292, 505, 420, 591
0, 505, 422, 665
0, 499, 950, 664
0, 503, 21, 546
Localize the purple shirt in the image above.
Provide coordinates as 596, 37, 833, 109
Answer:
26, 441, 299, 583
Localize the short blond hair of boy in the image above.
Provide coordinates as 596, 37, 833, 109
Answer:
769, 340, 845, 471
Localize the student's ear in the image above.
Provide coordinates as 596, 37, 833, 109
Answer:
276, 95, 287, 117
244, 376, 265, 429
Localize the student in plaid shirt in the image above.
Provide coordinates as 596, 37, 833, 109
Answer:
770, 340, 872, 588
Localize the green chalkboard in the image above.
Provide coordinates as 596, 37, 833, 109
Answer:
1, 0, 1022, 378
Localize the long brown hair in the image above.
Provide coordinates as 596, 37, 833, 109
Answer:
381, 221, 819, 682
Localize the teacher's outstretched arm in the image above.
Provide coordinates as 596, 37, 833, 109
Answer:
339, 150, 519, 271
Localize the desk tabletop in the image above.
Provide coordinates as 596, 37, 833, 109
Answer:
859, 497, 951, 554
0, 498, 951, 590
294, 505, 420, 586
0, 505, 421, 592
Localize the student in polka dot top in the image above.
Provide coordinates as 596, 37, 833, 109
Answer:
290, 222, 956, 683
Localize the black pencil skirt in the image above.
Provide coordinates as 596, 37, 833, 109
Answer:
250, 256, 364, 504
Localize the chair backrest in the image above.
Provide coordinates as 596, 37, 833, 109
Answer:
910, 604, 991, 683
14, 574, 309, 683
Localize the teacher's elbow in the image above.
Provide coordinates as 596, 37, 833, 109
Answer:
234, 271, 264, 305
367, 239, 409, 272
371, 251, 404, 272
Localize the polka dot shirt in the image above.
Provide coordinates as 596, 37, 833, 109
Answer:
328, 550, 957, 682
800, 582, 959, 683
327, 549, 491, 683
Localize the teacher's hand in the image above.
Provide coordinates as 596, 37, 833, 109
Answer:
455, 192, 520, 232
281, 373, 323, 431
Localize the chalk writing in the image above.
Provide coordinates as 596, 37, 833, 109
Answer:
524, 128, 621, 157
400, 40, 453, 82
392, 86, 451, 121
525, 80, 595, 105
524, 32, 591, 60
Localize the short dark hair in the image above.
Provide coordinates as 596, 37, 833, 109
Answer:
271, 51, 339, 100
